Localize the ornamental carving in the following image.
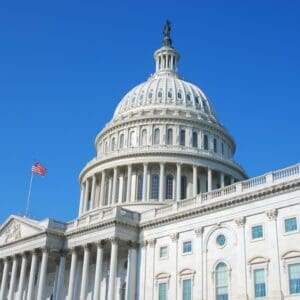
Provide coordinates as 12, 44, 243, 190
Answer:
195, 227, 204, 237
170, 232, 179, 242
4, 222, 21, 244
235, 217, 246, 227
146, 239, 156, 247
266, 209, 278, 220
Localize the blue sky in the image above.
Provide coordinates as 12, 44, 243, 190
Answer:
0, 1, 299, 224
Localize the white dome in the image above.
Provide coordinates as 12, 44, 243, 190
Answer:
113, 74, 218, 121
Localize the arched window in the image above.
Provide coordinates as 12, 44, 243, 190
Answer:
213, 138, 217, 153
137, 175, 143, 201
119, 134, 124, 149
192, 132, 198, 148
154, 128, 160, 145
180, 129, 186, 146
167, 128, 173, 145
203, 134, 209, 150
111, 137, 116, 151
151, 174, 159, 200
166, 174, 173, 199
141, 129, 147, 146
105, 141, 109, 153
181, 176, 187, 200
129, 131, 135, 147
215, 262, 228, 300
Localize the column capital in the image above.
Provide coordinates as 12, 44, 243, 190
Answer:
109, 237, 120, 245
170, 232, 179, 242
176, 163, 182, 168
58, 249, 68, 257
160, 162, 165, 167
127, 241, 138, 249
82, 243, 92, 251
266, 208, 278, 220
143, 162, 148, 167
235, 216, 246, 227
194, 227, 204, 237
146, 239, 156, 247
96, 240, 106, 248
40, 246, 49, 254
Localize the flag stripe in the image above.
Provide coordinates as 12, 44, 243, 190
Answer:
31, 163, 47, 176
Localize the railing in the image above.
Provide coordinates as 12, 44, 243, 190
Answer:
140, 163, 300, 222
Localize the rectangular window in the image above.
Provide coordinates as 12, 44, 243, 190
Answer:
183, 241, 192, 254
252, 225, 263, 240
137, 175, 143, 201
160, 246, 168, 259
285, 217, 298, 232
159, 282, 167, 300
289, 263, 300, 294
180, 129, 186, 146
182, 279, 192, 300
254, 268, 266, 298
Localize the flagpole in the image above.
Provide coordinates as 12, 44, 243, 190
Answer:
25, 172, 34, 217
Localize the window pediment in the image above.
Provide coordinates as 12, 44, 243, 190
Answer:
281, 250, 300, 260
248, 256, 270, 265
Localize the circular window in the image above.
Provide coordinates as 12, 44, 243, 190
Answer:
216, 234, 226, 247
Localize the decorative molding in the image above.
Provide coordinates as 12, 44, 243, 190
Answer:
266, 208, 278, 220
146, 239, 156, 247
194, 227, 204, 237
4, 222, 21, 244
234, 216, 245, 227
170, 232, 179, 242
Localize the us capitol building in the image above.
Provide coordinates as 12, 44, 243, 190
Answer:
0, 23, 300, 300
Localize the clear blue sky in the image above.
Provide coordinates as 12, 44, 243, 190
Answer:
0, 1, 299, 224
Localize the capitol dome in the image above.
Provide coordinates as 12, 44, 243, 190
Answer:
78, 23, 247, 216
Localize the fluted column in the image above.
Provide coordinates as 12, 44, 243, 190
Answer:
67, 248, 78, 300
220, 172, 225, 188
126, 241, 137, 300
7, 255, 18, 300
54, 251, 66, 300
0, 258, 10, 300
111, 167, 118, 204
176, 163, 181, 200
83, 179, 90, 212
159, 163, 165, 201
142, 163, 148, 202
78, 183, 85, 215
17, 253, 28, 300
207, 168, 212, 192
93, 241, 104, 300
90, 175, 97, 209
126, 165, 132, 203
80, 244, 91, 300
37, 248, 48, 300
27, 250, 38, 300
193, 165, 197, 197
108, 238, 118, 300
100, 171, 106, 206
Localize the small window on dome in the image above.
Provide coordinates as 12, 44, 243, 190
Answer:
195, 96, 200, 104
139, 93, 144, 100
148, 90, 153, 99
186, 94, 191, 102
177, 91, 182, 99
158, 89, 163, 98
203, 101, 209, 113
168, 90, 173, 98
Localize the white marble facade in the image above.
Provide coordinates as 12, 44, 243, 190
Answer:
0, 25, 299, 300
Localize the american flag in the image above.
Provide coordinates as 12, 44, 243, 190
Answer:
31, 163, 47, 176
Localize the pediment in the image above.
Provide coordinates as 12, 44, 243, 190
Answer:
248, 256, 270, 265
0, 216, 44, 245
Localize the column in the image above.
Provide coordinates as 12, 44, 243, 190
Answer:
108, 177, 112, 205
207, 168, 212, 192
27, 250, 38, 300
108, 238, 118, 300
220, 172, 225, 188
54, 251, 66, 300
80, 244, 91, 300
67, 248, 78, 300
126, 165, 132, 203
169, 234, 178, 300
100, 171, 106, 206
93, 241, 104, 300
159, 163, 165, 202
193, 165, 197, 197
111, 167, 118, 204
234, 217, 248, 299
126, 242, 137, 300
194, 228, 204, 300
7, 255, 18, 300
176, 163, 181, 201
142, 163, 148, 202
230, 176, 235, 185
37, 248, 49, 300
0, 258, 10, 300
145, 239, 155, 300
78, 183, 85, 215
266, 209, 282, 299
17, 253, 28, 300
90, 174, 97, 209
83, 179, 90, 212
